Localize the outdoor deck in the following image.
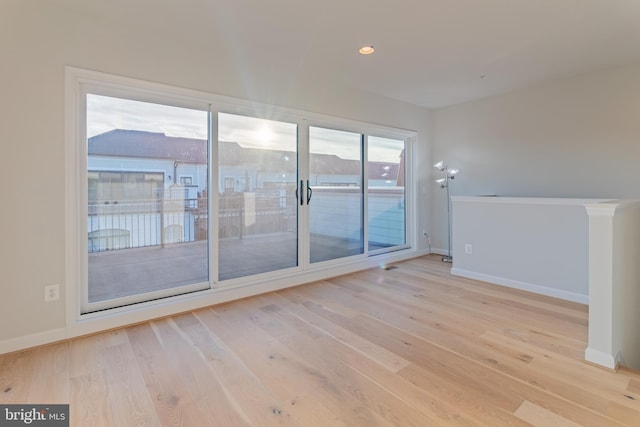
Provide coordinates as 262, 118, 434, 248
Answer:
88, 233, 369, 303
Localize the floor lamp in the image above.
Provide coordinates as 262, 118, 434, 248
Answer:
434, 161, 458, 263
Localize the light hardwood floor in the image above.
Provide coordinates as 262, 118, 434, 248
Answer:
2, 255, 640, 426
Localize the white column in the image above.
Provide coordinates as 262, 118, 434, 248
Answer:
584, 203, 619, 369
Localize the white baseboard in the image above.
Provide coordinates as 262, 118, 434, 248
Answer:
585, 347, 619, 370
430, 247, 450, 256
450, 268, 588, 304
0, 328, 69, 356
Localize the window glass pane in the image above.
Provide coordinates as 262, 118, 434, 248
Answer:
86, 94, 209, 305
368, 136, 406, 250
218, 113, 298, 280
309, 127, 364, 263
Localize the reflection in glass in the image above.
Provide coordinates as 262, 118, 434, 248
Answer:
218, 113, 298, 280
368, 136, 406, 250
309, 127, 364, 263
86, 94, 209, 304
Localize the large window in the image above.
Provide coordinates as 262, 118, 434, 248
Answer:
71, 69, 414, 316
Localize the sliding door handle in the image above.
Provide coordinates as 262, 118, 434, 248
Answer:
306, 180, 313, 204
299, 180, 304, 206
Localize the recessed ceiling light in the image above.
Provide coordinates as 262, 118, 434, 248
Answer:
359, 45, 375, 55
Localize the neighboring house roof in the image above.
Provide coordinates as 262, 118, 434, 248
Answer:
88, 129, 401, 181
88, 129, 208, 163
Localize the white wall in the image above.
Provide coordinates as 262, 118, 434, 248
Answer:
431, 62, 640, 253
451, 197, 606, 304
0, 2, 431, 346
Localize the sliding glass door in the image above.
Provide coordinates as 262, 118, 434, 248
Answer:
367, 136, 406, 252
308, 127, 364, 263
85, 94, 210, 312
77, 71, 412, 315
217, 113, 299, 280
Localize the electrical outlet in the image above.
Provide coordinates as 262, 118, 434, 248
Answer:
465, 244, 473, 254
44, 284, 60, 302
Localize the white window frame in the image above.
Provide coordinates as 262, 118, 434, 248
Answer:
65, 66, 417, 336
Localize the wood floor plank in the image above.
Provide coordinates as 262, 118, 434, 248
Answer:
606, 400, 640, 426
248, 298, 448, 427
206, 303, 371, 426
177, 310, 301, 427
352, 269, 587, 342
270, 294, 500, 426
126, 322, 217, 427
273, 291, 411, 373
301, 295, 627, 427
70, 371, 115, 426
68, 334, 106, 378
26, 343, 69, 404
2, 254, 640, 426
628, 378, 640, 394
515, 400, 583, 427
152, 316, 254, 427
0, 350, 36, 404
98, 336, 161, 426
481, 329, 632, 391
300, 299, 525, 411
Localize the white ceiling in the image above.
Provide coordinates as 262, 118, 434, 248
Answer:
64, 0, 640, 108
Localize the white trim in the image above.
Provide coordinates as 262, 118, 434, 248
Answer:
585, 204, 619, 217
584, 347, 619, 370
65, 68, 83, 329
208, 108, 218, 286
0, 328, 68, 356
429, 247, 449, 257
405, 137, 416, 250
363, 134, 369, 252
452, 196, 610, 206
451, 268, 588, 304
610, 199, 640, 212
585, 199, 640, 217
297, 123, 310, 270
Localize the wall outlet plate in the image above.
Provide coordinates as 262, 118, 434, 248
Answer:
44, 284, 60, 302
